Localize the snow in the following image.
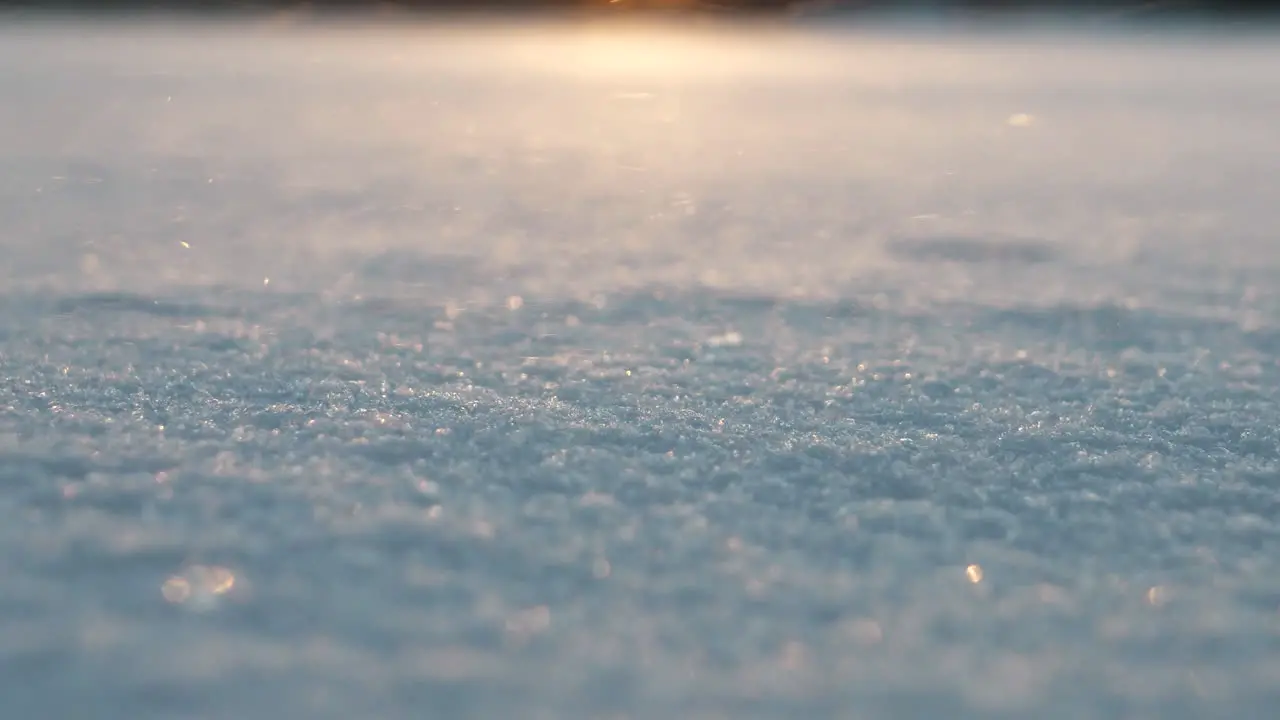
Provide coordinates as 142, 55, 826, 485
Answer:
2, 18, 1279, 719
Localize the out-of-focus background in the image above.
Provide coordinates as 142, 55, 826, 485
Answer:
1, 0, 1273, 15
3, 2, 1280, 719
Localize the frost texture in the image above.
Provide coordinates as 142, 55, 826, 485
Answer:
2, 21, 1280, 719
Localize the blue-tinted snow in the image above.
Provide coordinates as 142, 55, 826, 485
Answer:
2, 19, 1280, 720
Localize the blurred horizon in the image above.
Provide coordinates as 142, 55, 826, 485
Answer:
3, 0, 1275, 21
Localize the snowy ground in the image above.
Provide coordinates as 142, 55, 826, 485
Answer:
2, 17, 1280, 719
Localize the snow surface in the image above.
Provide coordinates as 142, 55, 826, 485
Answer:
2, 18, 1280, 719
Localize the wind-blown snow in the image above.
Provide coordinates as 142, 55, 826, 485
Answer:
2, 18, 1279, 719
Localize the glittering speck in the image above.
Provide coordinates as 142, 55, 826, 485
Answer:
505, 605, 551, 644
844, 618, 884, 645
161, 576, 191, 604
966, 564, 984, 584
708, 331, 743, 348
162, 565, 238, 609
